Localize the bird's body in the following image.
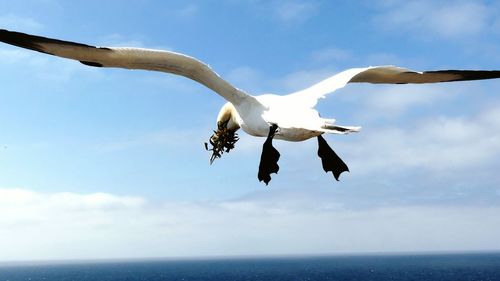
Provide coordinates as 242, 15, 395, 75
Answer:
1, 29, 499, 184
251, 94, 360, 141
214, 92, 360, 142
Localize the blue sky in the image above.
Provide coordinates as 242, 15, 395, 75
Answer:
1, 0, 500, 261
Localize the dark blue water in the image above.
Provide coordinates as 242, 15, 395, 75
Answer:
1, 253, 499, 281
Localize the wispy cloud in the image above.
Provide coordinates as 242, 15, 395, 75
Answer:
176, 4, 199, 19
1, 187, 499, 261
225, 66, 266, 93
97, 33, 174, 52
357, 84, 457, 117
95, 129, 208, 152
0, 14, 43, 31
373, 0, 498, 39
279, 67, 340, 93
273, 0, 318, 23
0, 46, 103, 84
99, 33, 147, 48
343, 103, 500, 176
0, 48, 32, 63
311, 47, 353, 63
227, 0, 318, 24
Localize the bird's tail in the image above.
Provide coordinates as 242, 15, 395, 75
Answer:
321, 123, 361, 134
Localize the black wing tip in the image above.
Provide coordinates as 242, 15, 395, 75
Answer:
0, 29, 46, 53
424, 70, 500, 82
0, 28, 101, 53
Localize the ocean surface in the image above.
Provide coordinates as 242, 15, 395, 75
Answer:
1, 253, 499, 281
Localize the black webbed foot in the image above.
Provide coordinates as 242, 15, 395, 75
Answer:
258, 124, 280, 185
317, 135, 349, 181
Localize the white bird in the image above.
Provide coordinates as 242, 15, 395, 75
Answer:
1, 29, 499, 184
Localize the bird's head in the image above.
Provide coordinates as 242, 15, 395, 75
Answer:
205, 102, 241, 164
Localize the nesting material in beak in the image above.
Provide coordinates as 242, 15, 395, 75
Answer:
204, 120, 239, 164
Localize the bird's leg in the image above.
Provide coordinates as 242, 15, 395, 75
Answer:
317, 135, 349, 181
258, 124, 280, 185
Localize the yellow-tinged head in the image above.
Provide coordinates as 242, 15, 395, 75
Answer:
215, 102, 241, 131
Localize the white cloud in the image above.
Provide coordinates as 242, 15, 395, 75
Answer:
273, 0, 318, 23
0, 14, 43, 31
373, 1, 497, 39
222, 64, 336, 95
359, 84, 457, 117
279, 67, 339, 93
1, 187, 499, 261
0, 189, 144, 228
0, 46, 104, 84
98, 33, 173, 52
99, 33, 147, 48
176, 4, 199, 19
228, 0, 318, 24
272, 49, 407, 94
311, 47, 353, 63
225, 66, 265, 93
95, 128, 208, 152
363, 52, 405, 66
49, 192, 145, 210
0, 48, 31, 63
343, 104, 500, 175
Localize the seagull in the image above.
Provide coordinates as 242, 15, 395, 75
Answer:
1, 29, 500, 185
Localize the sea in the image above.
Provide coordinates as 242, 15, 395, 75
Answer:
0, 252, 499, 281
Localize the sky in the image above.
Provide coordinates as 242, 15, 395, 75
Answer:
1, 0, 500, 261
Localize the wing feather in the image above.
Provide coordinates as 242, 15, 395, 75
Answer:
0, 29, 251, 105
349, 66, 500, 84
288, 66, 500, 108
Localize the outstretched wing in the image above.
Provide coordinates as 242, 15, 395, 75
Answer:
288, 66, 500, 108
0, 29, 252, 106
349, 66, 500, 84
